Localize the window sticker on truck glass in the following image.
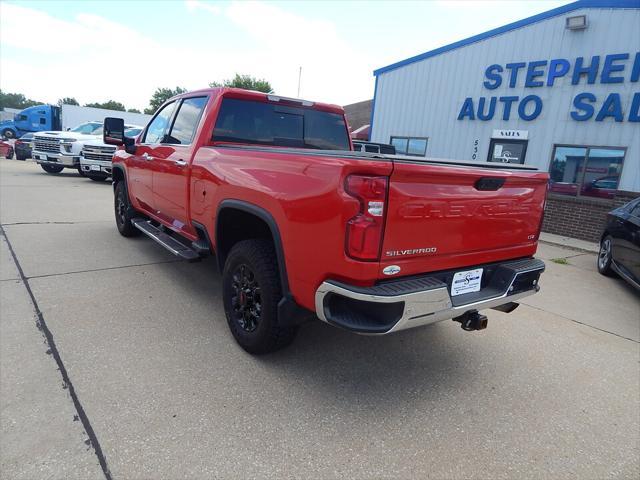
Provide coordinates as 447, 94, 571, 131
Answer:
451, 268, 483, 296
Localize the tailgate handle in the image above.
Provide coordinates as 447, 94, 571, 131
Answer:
475, 177, 505, 191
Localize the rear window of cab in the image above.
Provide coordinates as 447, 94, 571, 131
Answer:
213, 98, 350, 151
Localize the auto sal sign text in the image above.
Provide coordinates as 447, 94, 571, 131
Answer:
457, 52, 640, 122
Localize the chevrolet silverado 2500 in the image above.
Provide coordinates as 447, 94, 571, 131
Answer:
104, 87, 548, 354
80, 126, 142, 181
34, 122, 140, 175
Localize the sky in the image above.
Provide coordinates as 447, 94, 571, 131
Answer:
0, 0, 572, 111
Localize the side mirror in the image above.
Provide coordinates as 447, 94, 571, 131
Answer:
66, 127, 71, 131
104, 117, 125, 145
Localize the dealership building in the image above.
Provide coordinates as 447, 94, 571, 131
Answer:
369, 0, 639, 241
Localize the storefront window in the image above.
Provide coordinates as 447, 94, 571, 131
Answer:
390, 136, 428, 156
549, 145, 625, 199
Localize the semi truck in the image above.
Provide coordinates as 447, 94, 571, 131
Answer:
0, 104, 150, 139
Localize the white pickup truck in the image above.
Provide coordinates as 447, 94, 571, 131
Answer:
33, 122, 139, 175
79, 126, 142, 181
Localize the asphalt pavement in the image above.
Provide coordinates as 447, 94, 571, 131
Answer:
1, 158, 638, 479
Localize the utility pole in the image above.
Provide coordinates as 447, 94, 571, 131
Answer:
297, 66, 302, 97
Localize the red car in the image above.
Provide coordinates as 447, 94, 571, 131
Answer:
581, 176, 619, 199
0, 139, 14, 159
104, 88, 548, 353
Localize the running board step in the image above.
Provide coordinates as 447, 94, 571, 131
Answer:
131, 218, 201, 262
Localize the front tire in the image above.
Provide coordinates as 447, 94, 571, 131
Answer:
89, 174, 108, 182
77, 166, 87, 177
41, 164, 64, 174
222, 239, 297, 354
597, 235, 616, 277
6, 148, 13, 160
114, 181, 140, 237
1, 129, 15, 139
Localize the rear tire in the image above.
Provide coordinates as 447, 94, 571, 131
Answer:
114, 181, 140, 237
222, 239, 297, 354
41, 164, 64, 174
597, 235, 616, 277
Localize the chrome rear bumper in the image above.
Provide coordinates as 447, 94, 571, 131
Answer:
315, 258, 544, 334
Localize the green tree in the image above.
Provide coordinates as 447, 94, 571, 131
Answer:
84, 100, 126, 111
58, 97, 79, 106
127, 108, 141, 113
209, 74, 273, 93
0, 90, 42, 110
145, 86, 187, 114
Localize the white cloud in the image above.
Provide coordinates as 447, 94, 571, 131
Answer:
222, 1, 374, 104
0, 3, 167, 110
185, 0, 222, 15
0, 1, 373, 111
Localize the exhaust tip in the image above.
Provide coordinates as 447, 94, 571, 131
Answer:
492, 302, 519, 314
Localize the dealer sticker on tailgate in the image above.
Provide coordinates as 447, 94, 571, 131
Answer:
451, 268, 483, 296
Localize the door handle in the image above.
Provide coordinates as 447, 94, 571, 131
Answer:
174, 159, 188, 167
142, 152, 154, 161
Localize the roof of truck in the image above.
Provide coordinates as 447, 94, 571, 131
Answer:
169, 87, 345, 115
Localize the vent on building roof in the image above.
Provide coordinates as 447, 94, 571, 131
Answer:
566, 15, 587, 30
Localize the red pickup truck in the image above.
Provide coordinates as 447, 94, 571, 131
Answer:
104, 88, 548, 354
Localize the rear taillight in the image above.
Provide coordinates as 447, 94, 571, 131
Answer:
536, 182, 549, 239
344, 174, 388, 261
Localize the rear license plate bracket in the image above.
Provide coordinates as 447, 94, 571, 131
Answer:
451, 268, 483, 296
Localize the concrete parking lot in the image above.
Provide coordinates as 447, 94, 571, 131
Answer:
1, 158, 638, 479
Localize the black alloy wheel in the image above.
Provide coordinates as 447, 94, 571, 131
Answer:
597, 235, 616, 277
230, 263, 262, 333
222, 239, 298, 354
114, 181, 140, 237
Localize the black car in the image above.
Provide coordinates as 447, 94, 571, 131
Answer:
598, 197, 640, 290
15, 133, 34, 160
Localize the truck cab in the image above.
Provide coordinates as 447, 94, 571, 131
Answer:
0, 105, 61, 139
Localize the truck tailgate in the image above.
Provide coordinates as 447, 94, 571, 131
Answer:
380, 161, 549, 277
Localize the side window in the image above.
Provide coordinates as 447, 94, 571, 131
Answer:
390, 136, 428, 156
166, 97, 207, 145
143, 102, 176, 144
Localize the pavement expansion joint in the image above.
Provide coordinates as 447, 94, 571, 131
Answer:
521, 302, 639, 344
1, 221, 111, 226
25, 259, 183, 280
0, 225, 113, 480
